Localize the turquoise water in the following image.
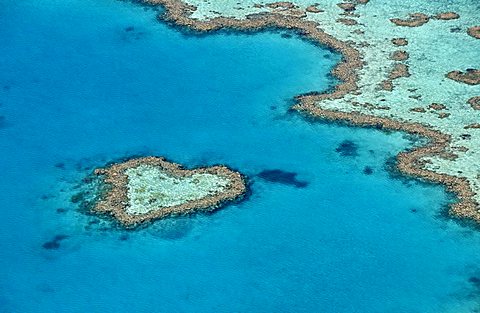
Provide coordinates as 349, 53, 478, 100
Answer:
1, 0, 480, 312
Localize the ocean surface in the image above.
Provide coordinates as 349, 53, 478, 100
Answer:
1, 0, 480, 312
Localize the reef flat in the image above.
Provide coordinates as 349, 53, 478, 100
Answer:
143, 0, 480, 224
93, 157, 246, 226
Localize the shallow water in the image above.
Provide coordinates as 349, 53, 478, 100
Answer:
1, 0, 480, 312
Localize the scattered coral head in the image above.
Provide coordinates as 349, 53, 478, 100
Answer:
464, 123, 480, 129
390, 13, 429, 27
434, 12, 460, 20
428, 103, 447, 110
467, 96, 480, 110
467, 26, 480, 39
306, 5, 323, 13
391, 38, 408, 46
389, 64, 410, 79
379, 64, 410, 91
336, 18, 358, 26
337, 2, 356, 12
410, 107, 426, 113
446, 69, 480, 85
266, 1, 296, 9
390, 50, 409, 61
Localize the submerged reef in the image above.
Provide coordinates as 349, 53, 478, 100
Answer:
257, 169, 308, 187
42, 235, 69, 250
137, 0, 480, 224
92, 157, 246, 227
335, 140, 358, 157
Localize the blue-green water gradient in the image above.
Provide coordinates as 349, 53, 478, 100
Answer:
0, 0, 479, 312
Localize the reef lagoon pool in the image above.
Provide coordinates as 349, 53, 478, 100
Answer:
1, 0, 480, 312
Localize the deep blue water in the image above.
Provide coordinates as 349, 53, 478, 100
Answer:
1, 0, 480, 312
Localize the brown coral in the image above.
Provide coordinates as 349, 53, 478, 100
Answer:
467, 26, 480, 39
306, 5, 323, 13
379, 64, 410, 91
390, 50, 409, 61
467, 96, 480, 110
336, 18, 358, 26
446, 69, 480, 85
464, 123, 480, 129
390, 13, 429, 27
391, 38, 408, 46
428, 103, 447, 110
434, 12, 460, 20
266, 1, 296, 9
437, 113, 450, 119
337, 2, 356, 12
410, 107, 426, 113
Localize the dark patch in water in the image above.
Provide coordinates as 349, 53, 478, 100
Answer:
257, 169, 308, 188
469, 276, 480, 288
119, 234, 129, 241
40, 194, 53, 200
363, 166, 374, 175
410, 208, 418, 213
281, 33, 292, 38
56, 208, 67, 214
71, 192, 86, 203
3, 85, 10, 91
270, 105, 277, 110
120, 26, 147, 41
42, 235, 69, 250
464, 275, 480, 303
54, 162, 65, 169
335, 140, 358, 157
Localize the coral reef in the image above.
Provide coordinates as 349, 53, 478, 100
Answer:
92, 157, 246, 227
